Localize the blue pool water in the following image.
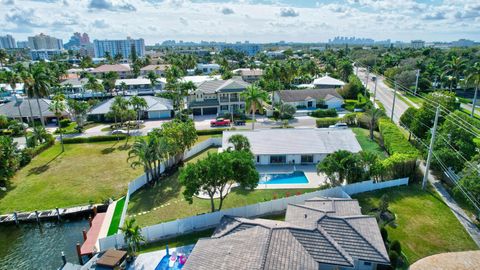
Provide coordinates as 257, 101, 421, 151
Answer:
155, 255, 186, 270
259, 171, 309, 185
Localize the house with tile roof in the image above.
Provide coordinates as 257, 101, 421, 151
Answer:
233, 68, 264, 83
184, 197, 389, 270
90, 64, 132, 79
140, 64, 170, 77
187, 78, 250, 116
313, 75, 346, 89
0, 97, 68, 124
273, 89, 344, 109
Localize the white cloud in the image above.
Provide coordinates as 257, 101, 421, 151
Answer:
279, 8, 299, 17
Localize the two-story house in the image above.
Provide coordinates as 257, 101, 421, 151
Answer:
187, 79, 250, 116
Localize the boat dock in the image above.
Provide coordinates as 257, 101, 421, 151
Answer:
0, 204, 105, 225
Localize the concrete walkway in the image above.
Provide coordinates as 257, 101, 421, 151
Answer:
421, 163, 480, 248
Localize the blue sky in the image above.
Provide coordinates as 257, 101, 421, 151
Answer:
0, 0, 479, 44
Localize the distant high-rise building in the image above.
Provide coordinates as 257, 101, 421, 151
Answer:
64, 32, 93, 57
451, 39, 476, 47
0, 35, 16, 49
28, 33, 63, 50
411, 40, 425, 49
217, 42, 261, 56
93, 37, 145, 59
16, 41, 29, 49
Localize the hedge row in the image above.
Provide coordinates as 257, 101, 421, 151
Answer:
196, 129, 226, 136
32, 135, 55, 156
378, 118, 419, 156
309, 108, 338, 118
63, 135, 127, 144
316, 117, 340, 128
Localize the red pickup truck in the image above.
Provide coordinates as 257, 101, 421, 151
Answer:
210, 118, 231, 127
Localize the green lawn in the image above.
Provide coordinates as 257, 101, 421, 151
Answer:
352, 128, 387, 158
127, 148, 317, 227
0, 141, 143, 214
353, 183, 478, 263
107, 197, 126, 236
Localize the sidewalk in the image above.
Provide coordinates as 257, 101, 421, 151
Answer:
420, 163, 480, 248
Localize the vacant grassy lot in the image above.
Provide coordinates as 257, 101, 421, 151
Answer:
128, 148, 317, 227
353, 183, 478, 263
0, 141, 143, 214
352, 128, 387, 158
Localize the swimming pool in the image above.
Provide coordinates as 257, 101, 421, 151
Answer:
259, 171, 309, 185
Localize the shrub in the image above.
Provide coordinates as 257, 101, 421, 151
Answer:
316, 117, 341, 128
390, 240, 402, 254
59, 119, 71, 129
344, 100, 357, 111
272, 110, 280, 120
343, 113, 357, 126
378, 118, 419, 156
380, 226, 388, 241
31, 134, 55, 157
388, 250, 400, 269
19, 148, 33, 167
63, 135, 127, 144
0, 129, 13, 136
381, 153, 418, 179
196, 129, 226, 136
310, 108, 338, 118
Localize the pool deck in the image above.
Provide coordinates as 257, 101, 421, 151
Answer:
256, 165, 327, 189
127, 244, 195, 270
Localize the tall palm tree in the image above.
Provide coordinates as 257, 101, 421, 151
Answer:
49, 94, 67, 152
241, 85, 268, 130
111, 96, 130, 128
30, 64, 52, 127
365, 107, 384, 140
146, 71, 158, 89
128, 138, 153, 183
443, 56, 466, 91
467, 62, 480, 117
20, 71, 36, 127
130, 96, 148, 128
84, 75, 104, 95
119, 81, 127, 96
120, 218, 145, 258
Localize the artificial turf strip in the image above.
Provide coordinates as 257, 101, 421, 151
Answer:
107, 197, 126, 236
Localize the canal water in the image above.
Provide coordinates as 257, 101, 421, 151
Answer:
0, 219, 88, 270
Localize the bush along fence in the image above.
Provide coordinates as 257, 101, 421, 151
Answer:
101, 177, 408, 251
117, 137, 223, 231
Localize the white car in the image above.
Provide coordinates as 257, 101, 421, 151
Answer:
111, 129, 128, 135
328, 123, 348, 129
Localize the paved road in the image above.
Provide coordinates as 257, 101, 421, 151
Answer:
356, 68, 480, 248
357, 68, 417, 123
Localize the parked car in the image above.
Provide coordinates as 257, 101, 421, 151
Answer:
210, 118, 231, 127
234, 120, 246, 126
328, 123, 348, 129
112, 129, 128, 135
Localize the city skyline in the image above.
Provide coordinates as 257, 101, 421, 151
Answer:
0, 0, 479, 44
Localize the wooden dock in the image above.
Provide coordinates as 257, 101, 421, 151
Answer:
0, 204, 105, 225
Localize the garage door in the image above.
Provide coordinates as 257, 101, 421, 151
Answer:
192, 108, 202, 116
148, 110, 171, 119
202, 107, 218, 115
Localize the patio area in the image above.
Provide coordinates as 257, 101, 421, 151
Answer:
255, 165, 328, 189
127, 244, 195, 270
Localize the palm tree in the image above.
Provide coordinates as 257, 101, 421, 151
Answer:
84, 75, 104, 95
128, 138, 154, 183
241, 85, 268, 130
30, 64, 52, 127
20, 71, 36, 127
49, 94, 67, 152
146, 71, 158, 89
130, 96, 148, 128
119, 82, 128, 96
466, 62, 480, 117
365, 107, 384, 140
120, 218, 145, 258
30, 125, 48, 147
443, 56, 466, 91
110, 96, 130, 129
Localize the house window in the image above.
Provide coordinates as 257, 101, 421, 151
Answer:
270, 155, 286, 164
220, 105, 229, 111
256, 156, 260, 163
301, 155, 314, 163
364, 262, 372, 266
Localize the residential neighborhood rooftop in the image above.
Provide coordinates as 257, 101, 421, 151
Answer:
276, 88, 343, 102
88, 96, 173, 115
222, 128, 362, 155
91, 64, 131, 73
184, 197, 389, 270
313, 75, 346, 86
196, 78, 250, 94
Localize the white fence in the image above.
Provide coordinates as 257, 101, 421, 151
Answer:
117, 137, 222, 229
102, 177, 408, 251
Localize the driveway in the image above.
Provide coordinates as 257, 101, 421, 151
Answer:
192, 114, 318, 130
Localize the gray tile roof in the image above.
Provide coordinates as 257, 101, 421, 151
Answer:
184, 198, 390, 270
222, 128, 362, 155
88, 96, 173, 115
0, 97, 65, 118
276, 89, 343, 102
196, 78, 250, 94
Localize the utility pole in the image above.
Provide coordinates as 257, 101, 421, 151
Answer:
373, 76, 378, 101
423, 106, 441, 190
414, 69, 420, 95
391, 81, 397, 121
471, 86, 478, 118
365, 67, 370, 87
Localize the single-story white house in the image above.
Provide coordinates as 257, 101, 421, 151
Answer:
312, 75, 346, 89
273, 89, 344, 109
88, 96, 173, 121
222, 128, 362, 165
